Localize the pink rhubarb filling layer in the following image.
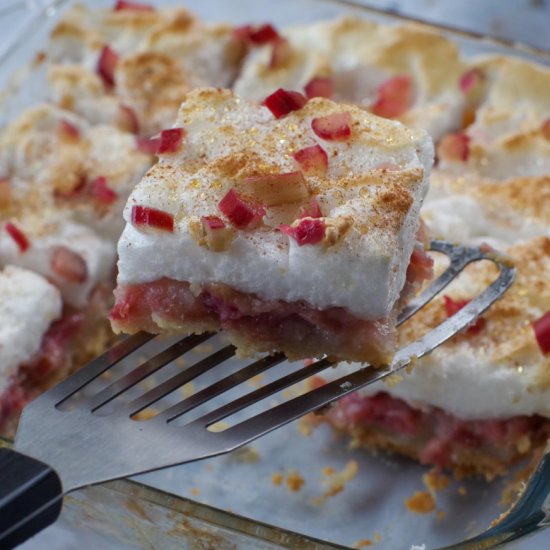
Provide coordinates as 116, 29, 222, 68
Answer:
0, 311, 83, 430
111, 278, 395, 360
326, 390, 550, 470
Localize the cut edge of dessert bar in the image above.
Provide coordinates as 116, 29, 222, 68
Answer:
0, 265, 113, 436
309, 236, 550, 479
111, 87, 434, 364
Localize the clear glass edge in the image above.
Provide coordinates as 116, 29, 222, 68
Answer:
0, 0, 548, 548
1, 436, 346, 549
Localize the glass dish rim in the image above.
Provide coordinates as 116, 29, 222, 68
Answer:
0, 1, 549, 548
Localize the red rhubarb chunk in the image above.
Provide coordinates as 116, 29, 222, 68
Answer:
299, 198, 323, 219
311, 112, 351, 141
97, 45, 119, 88
5, 222, 29, 252
292, 144, 328, 175
131, 205, 174, 232
136, 136, 161, 155
533, 311, 550, 355
201, 215, 226, 230
279, 218, 325, 246
304, 76, 334, 99
51, 246, 88, 283
58, 120, 80, 141
219, 188, 265, 229
90, 176, 118, 205
233, 24, 280, 45
157, 128, 185, 154
372, 75, 413, 119
438, 132, 470, 162
443, 295, 485, 335
114, 0, 155, 10
118, 105, 140, 134
262, 88, 307, 119
542, 119, 550, 141
459, 69, 482, 94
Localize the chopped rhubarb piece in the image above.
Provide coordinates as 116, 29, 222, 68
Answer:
232, 25, 253, 41
443, 295, 469, 317
279, 218, 325, 246
239, 172, 309, 206
0, 178, 11, 206
304, 77, 334, 99
372, 75, 413, 119
407, 246, 434, 285
4, 222, 29, 252
459, 68, 482, 94
311, 112, 352, 141
437, 132, 470, 162
533, 311, 550, 355
269, 39, 291, 69
542, 118, 550, 141
158, 128, 185, 154
51, 246, 88, 283
118, 105, 140, 134
114, 0, 155, 10
219, 188, 265, 229
136, 136, 160, 155
443, 295, 485, 335
200, 216, 234, 252
233, 23, 280, 45
292, 144, 328, 176
58, 120, 80, 141
97, 45, 119, 88
262, 88, 307, 119
90, 176, 118, 205
299, 198, 323, 218
131, 205, 174, 232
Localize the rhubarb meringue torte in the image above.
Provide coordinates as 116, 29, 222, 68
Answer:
111, 87, 434, 364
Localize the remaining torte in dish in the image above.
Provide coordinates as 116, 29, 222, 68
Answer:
111, 87, 434, 363
0, 265, 103, 434
0, 267, 62, 431
314, 237, 550, 479
47, 3, 245, 137
234, 17, 467, 142
311, 55, 550, 479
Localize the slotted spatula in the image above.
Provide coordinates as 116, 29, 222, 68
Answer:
0, 240, 515, 548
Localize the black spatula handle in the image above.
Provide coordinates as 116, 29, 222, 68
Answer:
0, 448, 62, 549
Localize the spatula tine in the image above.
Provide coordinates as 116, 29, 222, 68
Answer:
47, 331, 155, 405
223, 366, 382, 445
194, 358, 333, 427
158, 353, 286, 423
86, 332, 214, 411
126, 345, 236, 416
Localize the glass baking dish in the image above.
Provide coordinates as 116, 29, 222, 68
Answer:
1, 1, 549, 549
